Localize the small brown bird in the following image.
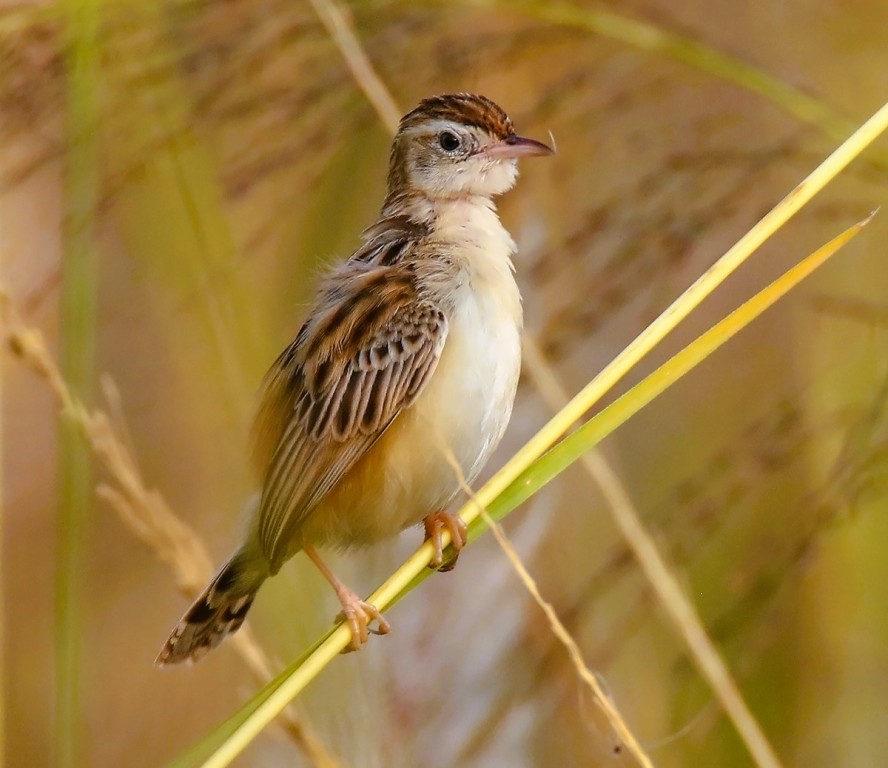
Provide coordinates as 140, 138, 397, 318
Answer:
158, 93, 552, 664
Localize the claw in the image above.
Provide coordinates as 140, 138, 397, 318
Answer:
304, 544, 391, 652
334, 586, 391, 652
423, 511, 468, 571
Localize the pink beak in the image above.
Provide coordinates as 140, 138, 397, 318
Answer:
483, 134, 554, 160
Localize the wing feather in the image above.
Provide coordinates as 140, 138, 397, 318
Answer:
253, 261, 448, 568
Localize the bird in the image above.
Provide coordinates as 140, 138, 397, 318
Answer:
157, 93, 553, 664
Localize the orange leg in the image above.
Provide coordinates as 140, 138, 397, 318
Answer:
304, 545, 390, 651
423, 511, 469, 572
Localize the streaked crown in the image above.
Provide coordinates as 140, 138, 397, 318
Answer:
398, 93, 514, 141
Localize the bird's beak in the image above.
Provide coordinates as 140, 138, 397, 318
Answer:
484, 134, 555, 160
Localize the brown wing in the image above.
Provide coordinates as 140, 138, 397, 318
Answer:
252, 261, 448, 569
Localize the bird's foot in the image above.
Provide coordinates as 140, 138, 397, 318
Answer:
423, 511, 468, 572
334, 585, 391, 652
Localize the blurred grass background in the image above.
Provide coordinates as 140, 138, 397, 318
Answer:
2, 0, 888, 766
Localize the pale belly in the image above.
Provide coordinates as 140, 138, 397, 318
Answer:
300, 282, 522, 549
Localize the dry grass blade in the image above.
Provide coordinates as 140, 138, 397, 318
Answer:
168, 209, 868, 768
301, 9, 888, 767
438, 446, 655, 768
0, 289, 339, 768
315, 0, 888, 541
307, 0, 400, 134
522, 337, 780, 768
515, 213, 875, 767
501, 101, 888, 491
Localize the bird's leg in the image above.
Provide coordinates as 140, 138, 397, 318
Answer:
423, 511, 469, 572
303, 545, 390, 651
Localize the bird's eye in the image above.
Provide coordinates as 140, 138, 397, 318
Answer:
438, 131, 461, 152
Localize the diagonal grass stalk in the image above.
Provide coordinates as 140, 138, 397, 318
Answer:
462, 216, 871, 768
167, 188, 875, 768
292, 8, 883, 764
474, 216, 873, 526
461, 100, 888, 522
164, 7, 888, 751
309, 0, 888, 572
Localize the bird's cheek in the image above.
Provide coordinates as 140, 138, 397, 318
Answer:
476, 160, 518, 196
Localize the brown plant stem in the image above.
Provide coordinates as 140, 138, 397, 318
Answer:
0, 288, 339, 768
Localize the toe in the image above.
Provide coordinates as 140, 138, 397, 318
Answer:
424, 517, 445, 568
424, 511, 468, 571
336, 606, 364, 651
364, 602, 391, 636
336, 597, 390, 651
448, 515, 469, 549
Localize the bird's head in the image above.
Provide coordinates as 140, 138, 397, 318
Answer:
385, 93, 553, 207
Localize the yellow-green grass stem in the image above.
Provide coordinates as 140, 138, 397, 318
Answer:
455, 98, 888, 537
171, 93, 888, 768
57, 1, 101, 766
169, 208, 871, 768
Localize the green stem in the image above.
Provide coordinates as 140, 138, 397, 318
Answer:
479, 217, 869, 529
57, 1, 100, 765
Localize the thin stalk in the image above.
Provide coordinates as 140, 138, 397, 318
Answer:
456, 99, 888, 523
57, 1, 100, 765
479, 217, 872, 768
487, 216, 872, 522
168, 212, 868, 768
178, 10, 888, 764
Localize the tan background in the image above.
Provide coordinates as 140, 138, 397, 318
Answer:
3, 1, 888, 765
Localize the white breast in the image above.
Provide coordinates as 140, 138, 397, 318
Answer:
305, 200, 523, 547
430, 198, 522, 467
385, 200, 523, 526
426, 268, 522, 479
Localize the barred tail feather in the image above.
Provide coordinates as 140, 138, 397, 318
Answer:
156, 551, 266, 666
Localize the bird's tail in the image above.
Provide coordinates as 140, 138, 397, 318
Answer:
156, 549, 267, 666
